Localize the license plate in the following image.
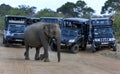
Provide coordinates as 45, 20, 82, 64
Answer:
61, 43, 65, 46
101, 42, 108, 44
15, 39, 23, 41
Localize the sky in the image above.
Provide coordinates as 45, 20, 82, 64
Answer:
0, 0, 107, 15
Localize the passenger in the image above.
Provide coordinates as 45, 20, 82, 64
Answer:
72, 24, 77, 28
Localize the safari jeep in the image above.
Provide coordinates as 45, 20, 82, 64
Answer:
3, 15, 27, 46
50, 18, 89, 53
89, 18, 117, 52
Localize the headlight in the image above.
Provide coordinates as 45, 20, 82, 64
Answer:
6, 31, 10, 36
109, 38, 115, 41
94, 39, 100, 42
6, 31, 14, 36
69, 39, 75, 43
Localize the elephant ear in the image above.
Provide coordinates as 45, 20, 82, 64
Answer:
44, 25, 49, 36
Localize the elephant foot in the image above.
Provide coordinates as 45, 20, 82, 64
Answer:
39, 54, 45, 60
24, 52, 26, 56
35, 57, 40, 60
44, 59, 50, 62
25, 57, 30, 60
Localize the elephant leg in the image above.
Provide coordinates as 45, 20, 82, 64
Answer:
39, 54, 45, 60
43, 45, 50, 62
24, 45, 30, 60
35, 47, 40, 60
39, 33, 50, 62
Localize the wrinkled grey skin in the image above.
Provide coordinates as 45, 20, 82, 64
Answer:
24, 22, 61, 62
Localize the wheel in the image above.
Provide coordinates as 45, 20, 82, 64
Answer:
4, 40, 10, 47
2, 37, 6, 44
4, 43, 10, 47
91, 43, 96, 52
22, 42, 25, 46
50, 42, 57, 51
112, 46, 117, 51
3, 39, 5, 44
71, 44, 79, 53
2, 38, 9, 47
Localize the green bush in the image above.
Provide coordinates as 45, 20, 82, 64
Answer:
0, 16, 4, 30
112, 14, 120, 43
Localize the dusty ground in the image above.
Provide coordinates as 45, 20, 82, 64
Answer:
0, 35, 120, 74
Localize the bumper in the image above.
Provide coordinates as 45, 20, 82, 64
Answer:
60, 42, 74, 49
94, 41, 115, 48
5, 36, 24, 44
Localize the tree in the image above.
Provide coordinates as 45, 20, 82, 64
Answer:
75, 0, 95, 17
57, 2, 77, 17
57, 0, 95, 18
0, 4, 12, 16
18, 5, 36, 16
81, 7, 95, 18
101, 0, 120, 14
75, 0, 86, 16
101, 0, 120, 27
35, 8, 64, 17
8, 8, 26, 16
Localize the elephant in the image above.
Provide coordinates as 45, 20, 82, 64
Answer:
24, 22, 61, 62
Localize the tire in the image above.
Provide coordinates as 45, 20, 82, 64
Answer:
91, 43, 96, 52
4, 43, 10, 47
3, 39, 5, 44
71, 44, 79, 53
4, 40, 10, 47
22, 42, 25, 46
112, 46, 117, 51
3, 37, 7, 44
50, 42, 57, 51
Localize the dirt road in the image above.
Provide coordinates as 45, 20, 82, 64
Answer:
0, 37, 120, 74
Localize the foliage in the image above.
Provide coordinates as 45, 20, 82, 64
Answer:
57, 0, 95, 17
112, 14, 120, 43
0, 16, 4, 30
8, 8, 26, 16
35, 8, 64, 17
0, 4, 36, 17
0, 0, 94, 18
18, 5, 36, 17
0, 4, 12, 16
101, 0, 120, 14
0, 4, 37, 30
113, 14, 120, 26
57, 2, 77, 17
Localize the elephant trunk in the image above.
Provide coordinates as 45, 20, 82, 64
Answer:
56, 30, 61, 62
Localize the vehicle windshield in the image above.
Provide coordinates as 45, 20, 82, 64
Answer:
62, 28, 78, 37
94, 27, 113, 38
8, 24, 26, 33
40, 18, 59, 24
91, 20, 112, 25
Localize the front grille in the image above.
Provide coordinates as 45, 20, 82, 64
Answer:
13, 33, 24, 38
100, 38, 109, 43
61, 39, 68, 44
